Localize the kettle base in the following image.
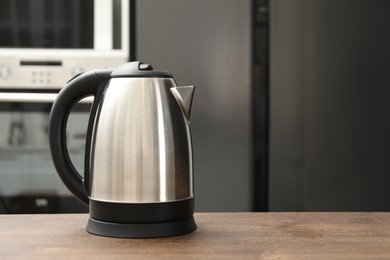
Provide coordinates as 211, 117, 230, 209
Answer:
86, 216, 197, 238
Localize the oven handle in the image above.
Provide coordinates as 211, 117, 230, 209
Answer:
0, 93, 93, 103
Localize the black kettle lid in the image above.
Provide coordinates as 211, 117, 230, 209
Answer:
110, 61, 173, 78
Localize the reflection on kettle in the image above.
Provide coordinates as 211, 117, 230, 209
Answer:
49, 61, 196, 238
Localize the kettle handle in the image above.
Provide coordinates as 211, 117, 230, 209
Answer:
49, 69, 112, 206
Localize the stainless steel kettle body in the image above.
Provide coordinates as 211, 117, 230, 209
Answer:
90, 77, 194, 203
49, 62, 196, 238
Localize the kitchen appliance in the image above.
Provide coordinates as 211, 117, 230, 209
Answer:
49, 61, 196, 238
0, 0, 129, 89
0, 0, 133, 214
0, 96, 90, 214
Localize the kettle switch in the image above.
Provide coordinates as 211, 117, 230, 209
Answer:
139, 63, 153, 71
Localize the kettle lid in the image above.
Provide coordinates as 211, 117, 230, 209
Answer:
110, 61, 173, 78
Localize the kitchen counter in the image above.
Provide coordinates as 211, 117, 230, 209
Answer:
1, 212, 390, 259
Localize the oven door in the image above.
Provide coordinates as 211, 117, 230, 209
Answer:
0, 92, 90, 213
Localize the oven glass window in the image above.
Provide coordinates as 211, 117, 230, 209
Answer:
0, 102, 90, 213
0, 0, 94, 48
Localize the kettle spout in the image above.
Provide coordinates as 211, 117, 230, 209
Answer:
170, 86, 195, 122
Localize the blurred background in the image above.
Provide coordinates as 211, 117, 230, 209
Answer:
1, 0, 390, 213
137, 0, 390, 212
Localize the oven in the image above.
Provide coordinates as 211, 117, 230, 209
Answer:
0, 0, 132, 213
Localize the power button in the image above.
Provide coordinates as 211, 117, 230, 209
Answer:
0, 65, 9, 79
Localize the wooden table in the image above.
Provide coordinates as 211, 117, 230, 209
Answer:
1, 213, 390, 259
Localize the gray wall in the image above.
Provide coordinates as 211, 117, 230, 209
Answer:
136, 0, 252, 211
270, 0, 390, 211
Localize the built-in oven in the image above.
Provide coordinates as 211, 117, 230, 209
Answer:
0, 93, 91, 213
0, 0, 132, 213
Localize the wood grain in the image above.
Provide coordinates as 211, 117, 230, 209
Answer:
0, 212, 390, 259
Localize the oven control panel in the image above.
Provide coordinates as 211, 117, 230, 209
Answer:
0, 55, 126, 89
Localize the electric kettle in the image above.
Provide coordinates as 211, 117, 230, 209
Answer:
49, 61, 196, 238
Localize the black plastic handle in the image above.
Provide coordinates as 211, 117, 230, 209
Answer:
49, 69, 112, 206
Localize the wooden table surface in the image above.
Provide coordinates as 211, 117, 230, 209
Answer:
1, 212, 390, 259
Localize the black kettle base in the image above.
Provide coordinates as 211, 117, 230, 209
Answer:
86, 216, 197, 238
